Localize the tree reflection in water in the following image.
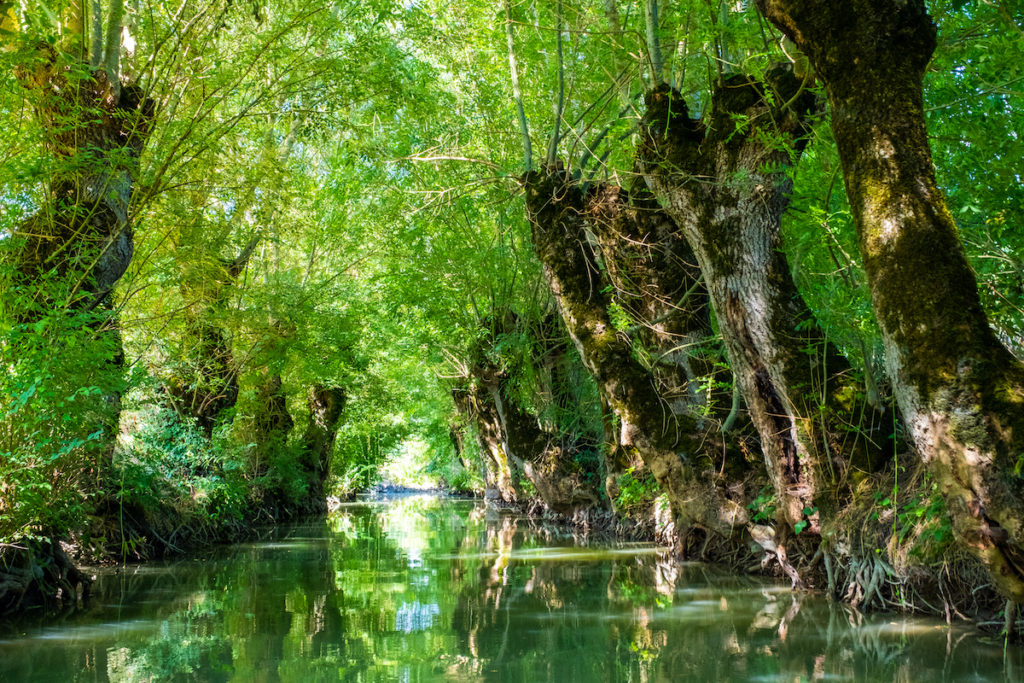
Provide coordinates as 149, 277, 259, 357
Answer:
0, 497, 1018, 681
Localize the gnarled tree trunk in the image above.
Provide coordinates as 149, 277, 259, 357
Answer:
169, 236, 260, 437
486, 369, 601, 514
299, 385, 346, 511
638, 69, 885, 533
585, 180, 719, 425
452, 384, 519, 502
4, 48, 153, 446
252, 370, 294, 513
757, 0, 1024, 599
524, 170, 746, 542
9, 54, 152, 312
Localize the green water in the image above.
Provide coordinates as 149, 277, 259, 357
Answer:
0, 497, 1019, 682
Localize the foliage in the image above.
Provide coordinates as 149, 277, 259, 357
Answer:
746, 487, 777, 525
0, 0, 1021, 608
116, 395, 249, 525
614, 468, 661, 514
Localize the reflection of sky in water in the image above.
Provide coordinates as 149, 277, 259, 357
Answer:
394, 601, 441, 633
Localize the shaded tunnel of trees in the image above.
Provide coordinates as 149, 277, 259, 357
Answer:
2, 0, 1024, 625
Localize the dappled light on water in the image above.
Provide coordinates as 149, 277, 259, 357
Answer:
0, 498, 1019, 681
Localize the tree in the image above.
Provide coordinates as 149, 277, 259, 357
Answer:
639, 66, 890, 534
756, 0, 1024, 600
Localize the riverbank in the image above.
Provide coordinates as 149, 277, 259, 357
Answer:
483, 483, 1019, 640
0, 484, 331, 619
2, 479, 1019, 643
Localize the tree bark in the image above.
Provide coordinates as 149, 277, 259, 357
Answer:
524, 170, 746, 541
252, 370, 294, 512
585, 179, 720, 425
9, 49, 152, 312
299, 385, 346, 511
756, 0, 1024, 600
169, 236, 260, 438
452, 384, 519, 502
637, 68, 888, 533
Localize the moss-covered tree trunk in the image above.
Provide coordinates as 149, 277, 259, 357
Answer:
524, 170, 746, 541
299, 385, 346, 511
638, 70, 879, 533
585, 180, 719, 424
169, 237, 260, 437
451, 385, 518, 502
9, 50, 152, 312
5, 48, 153, 445
757, 0, 1024, 599
252, 370, 294, 513
448, 423, 474, 473
485, 370, 601, 514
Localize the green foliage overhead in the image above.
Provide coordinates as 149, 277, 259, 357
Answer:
0, 0, 1021, 562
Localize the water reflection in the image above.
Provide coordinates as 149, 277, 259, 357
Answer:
0, 496, 1019, 681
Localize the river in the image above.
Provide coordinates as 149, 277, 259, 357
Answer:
0, 496, 1019, 681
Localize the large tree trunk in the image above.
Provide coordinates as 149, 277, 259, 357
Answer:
10, 49, 152, 312
453, 311, 606, 510
757, 0, 1024, 601
585, 180, 720, 425
638, 69, 885, 533
584, 178, 757, 527
169, 238, 259, 438
252, 370, 294, 514
485, 370, 602, 514
452, 385, 519, 502
524, 170, 746, 541
299, 385, 346, 511
3, 45, 153, 499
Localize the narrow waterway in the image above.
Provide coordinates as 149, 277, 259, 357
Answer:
0, 496, 1019, 681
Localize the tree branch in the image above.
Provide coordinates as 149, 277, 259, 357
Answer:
102, 0, 125, 91
89, 0, 102, 68
505, 0, 532, 173
546, 0, 565, 167
644, 0, 664, 85
227, 231, 263, 279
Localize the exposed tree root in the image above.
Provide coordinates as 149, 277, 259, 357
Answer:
492, 459, 1022, 636
0, 539, 90, 618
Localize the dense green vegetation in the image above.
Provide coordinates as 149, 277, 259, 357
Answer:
1, 0, 1024, 626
